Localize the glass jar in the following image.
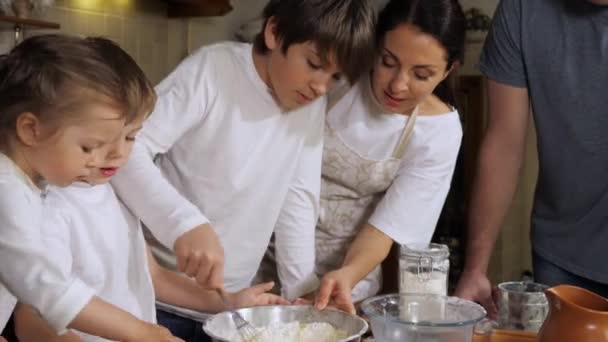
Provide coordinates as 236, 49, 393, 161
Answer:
399, 243, 450, 295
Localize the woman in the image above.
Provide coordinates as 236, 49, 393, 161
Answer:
312, 0, 466, 312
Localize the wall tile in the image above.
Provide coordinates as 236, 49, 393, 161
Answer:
122, 16, 139, 59
105, 14, 124, 44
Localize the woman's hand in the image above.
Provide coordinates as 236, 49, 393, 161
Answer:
314, 268, 356, 314
229, 282, 290, 309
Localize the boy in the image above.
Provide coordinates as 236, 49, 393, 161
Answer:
111, 0, 377, 338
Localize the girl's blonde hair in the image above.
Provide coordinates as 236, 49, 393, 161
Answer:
0, 34, 156, 146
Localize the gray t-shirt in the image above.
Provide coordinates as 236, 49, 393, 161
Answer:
480, 0, 608, 283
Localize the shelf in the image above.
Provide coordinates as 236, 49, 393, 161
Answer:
0, 15, 60, 47
166, 0, 232, 18
0, 15, 60, 29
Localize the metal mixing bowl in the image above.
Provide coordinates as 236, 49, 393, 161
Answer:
203, 305, 368, 342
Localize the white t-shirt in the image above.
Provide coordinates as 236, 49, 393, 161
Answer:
112, 42, 324, 299
0, 153, 95, 332
327, 81, 463, 245
42, 183, 156, 341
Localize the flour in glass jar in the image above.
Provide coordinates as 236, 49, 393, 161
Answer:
399, 269, 447, 295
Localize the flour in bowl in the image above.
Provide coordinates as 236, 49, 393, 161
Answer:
235, 321, 348, 342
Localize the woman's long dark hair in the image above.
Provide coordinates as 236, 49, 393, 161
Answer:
376, 0, 466, 106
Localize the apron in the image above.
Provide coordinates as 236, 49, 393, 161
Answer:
315, 80, 418, 302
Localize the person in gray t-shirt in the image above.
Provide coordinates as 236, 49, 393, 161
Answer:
454, 0, 608, 317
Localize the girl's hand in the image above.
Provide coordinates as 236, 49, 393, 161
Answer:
229, 282, 290, 308
292, 297, 313, 305
314, 269, 356, 314
128, 321, 184, 342
292, 291, 314, 305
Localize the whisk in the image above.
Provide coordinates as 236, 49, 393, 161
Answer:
217, 289, 259, 342
230, 310, 259, 342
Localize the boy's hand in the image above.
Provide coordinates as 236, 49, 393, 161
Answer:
128, 322, 184, 342
174, 223, 224, 290
314, 269, 356, 315
229, 282, 290, 308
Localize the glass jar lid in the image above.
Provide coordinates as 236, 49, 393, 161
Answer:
401, 243, 449, 260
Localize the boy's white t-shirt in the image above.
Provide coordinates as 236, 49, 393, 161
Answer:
42, 183, 156, 341
327, 80, 463, 245
112, 42, 324, 299
0, 153, 95, 333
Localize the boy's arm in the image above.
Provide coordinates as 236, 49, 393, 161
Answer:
273, 104, 325, 301
147, 246, 224, 313
111, 50, 224, 289
114, 142, 223, 288
147, 247, 288, 313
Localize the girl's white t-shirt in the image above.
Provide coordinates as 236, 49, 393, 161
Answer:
0, 153, 95, 333
42, 183, 156, 341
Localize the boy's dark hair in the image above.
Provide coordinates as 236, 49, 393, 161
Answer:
377, 0, 466, 105
253, 0, 377, 84
0, 34, 156, 146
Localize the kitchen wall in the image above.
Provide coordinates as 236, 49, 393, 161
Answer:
0, 0, 179, 84
187, 0, 267, 49
0, 0, 268, 84
459, 0, 497, 75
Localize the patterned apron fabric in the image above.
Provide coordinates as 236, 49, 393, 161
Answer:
316, 79, 418, 301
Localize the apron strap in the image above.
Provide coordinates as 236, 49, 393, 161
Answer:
392, 106, 418, 159
328, 75, 418, 160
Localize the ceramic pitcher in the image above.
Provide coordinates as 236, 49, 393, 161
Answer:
538, 285, 608, 342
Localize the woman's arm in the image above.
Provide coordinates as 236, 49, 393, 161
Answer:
314, 224, 391, 313
338, 224, 393, 286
